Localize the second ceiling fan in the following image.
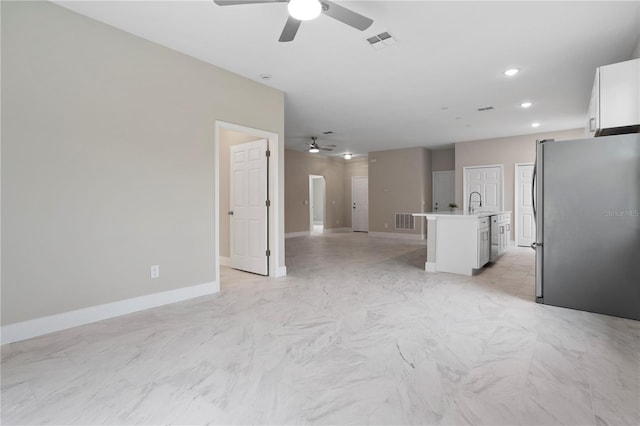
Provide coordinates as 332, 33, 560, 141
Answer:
213, 0, 374, 42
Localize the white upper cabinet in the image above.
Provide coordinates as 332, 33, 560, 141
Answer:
586, 58, 640, 137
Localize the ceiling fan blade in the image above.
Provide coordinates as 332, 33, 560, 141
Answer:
322, 144, 336, 148
320, 147, 334, 151
214, 0, 285, 6
320, 1, 373, 31
279, 16, 302, 42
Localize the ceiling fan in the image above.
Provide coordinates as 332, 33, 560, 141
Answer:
306, 136, 335, 153
213, 0, 374, 42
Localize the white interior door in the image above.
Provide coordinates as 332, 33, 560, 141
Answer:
352, 176, 368, 232
432, 171, 455, 211
516, 164, 536, 247
464, 166, 503, 212
230, 139, 268, 275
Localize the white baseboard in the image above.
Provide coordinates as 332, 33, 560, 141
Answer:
285, 231, 310, 239
324, 227, 352, 233
274, 266, 287, 277
1, 281, 218, 345
219, 256, 230, 266
425, 261, 437, 272
368, 231, 426, 241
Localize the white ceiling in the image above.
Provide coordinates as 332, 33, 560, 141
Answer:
55, 1, 639, 157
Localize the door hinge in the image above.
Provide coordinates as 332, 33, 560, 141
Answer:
265, 150, 271, 157
266, 249, 271, 257
266, 200, 271, 207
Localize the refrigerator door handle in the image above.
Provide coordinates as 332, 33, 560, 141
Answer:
532, 163, 537, 220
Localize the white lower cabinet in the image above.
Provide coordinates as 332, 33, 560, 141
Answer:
477, 218, 490, 268
415, 211, 512, 276
491, 213, 511, 261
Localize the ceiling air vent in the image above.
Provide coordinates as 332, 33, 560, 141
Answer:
366, 32, 396, 50
477, 106, 495, 111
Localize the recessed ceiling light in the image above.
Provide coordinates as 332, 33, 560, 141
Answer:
504, 68, 519, 77
521, 102, 532, 108
531, 122, 540, 128
343, 153, 352, 160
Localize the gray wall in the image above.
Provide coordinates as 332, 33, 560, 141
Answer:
368, 147, 431, 236
284, 152, 369, 233
632, 35, 640, 59
431, 148, 455, 171
284, 150, 346, 233
1, 1, 284, 325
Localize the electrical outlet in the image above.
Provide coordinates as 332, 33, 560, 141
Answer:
150, 265, 160, 279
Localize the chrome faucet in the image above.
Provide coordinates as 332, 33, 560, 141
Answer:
468, 191, 482, 213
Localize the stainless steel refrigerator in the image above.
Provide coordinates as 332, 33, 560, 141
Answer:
533, 134, 640, 320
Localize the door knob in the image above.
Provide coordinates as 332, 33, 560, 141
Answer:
228, 211, 234, 215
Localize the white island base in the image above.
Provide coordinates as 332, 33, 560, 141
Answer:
413, 211, 510, 276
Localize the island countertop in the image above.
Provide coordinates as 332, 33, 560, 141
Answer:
412, 211, 511, 219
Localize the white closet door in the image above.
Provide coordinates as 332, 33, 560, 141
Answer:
464, 166, 503, 212
516, 164, 536, 246
230, 139, 268, 275
352, 176, 369, 232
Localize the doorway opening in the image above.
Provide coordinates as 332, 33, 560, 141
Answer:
214, 121, 285, 292
309, 175, 326, 233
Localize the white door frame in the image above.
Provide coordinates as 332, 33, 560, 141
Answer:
432, 170, 455, 211
462, 164, 504, 212
308, 175, 325, 231
514, 162, 535, 247
214, 121, 285, 288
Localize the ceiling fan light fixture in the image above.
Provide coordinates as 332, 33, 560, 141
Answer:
343, 153, 352, 160
288, 0, 322, 21
309, 146, 320, 153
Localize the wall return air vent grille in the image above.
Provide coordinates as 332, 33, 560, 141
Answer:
395, 213, 415, 230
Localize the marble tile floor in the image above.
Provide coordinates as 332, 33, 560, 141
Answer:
1, 232, 639, 425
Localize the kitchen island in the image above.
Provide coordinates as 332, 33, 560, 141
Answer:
413, 211, 511, 276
